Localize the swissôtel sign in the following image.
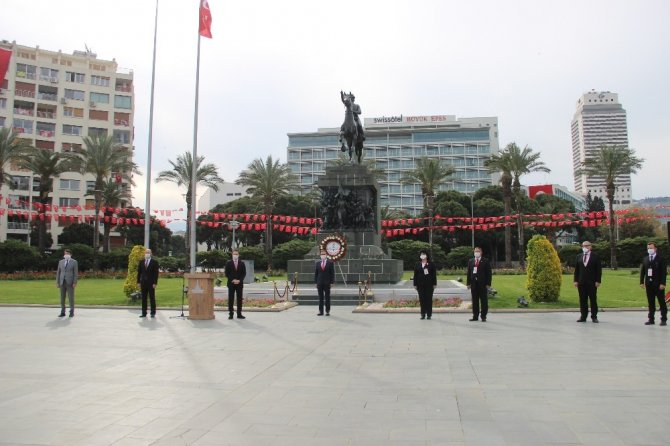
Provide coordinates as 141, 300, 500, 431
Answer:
365, 114, 455, 126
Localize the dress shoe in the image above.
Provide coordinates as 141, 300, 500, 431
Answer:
427, 316, 431, 320
326, 313, 330, 316
645, 320, 655, 325
237, 315, 246, 319
69, 313, 74, 318
591, 318, 599, 323
139, 314, 147, 318
150, 314, 155, 318
661, 321, 667, 326
228, 315, 233, 320
317, 312, 324, 316
420, 315, 425, 320
576, 318, 586, 322
58, 312, 65, 318
469, 318, 478, 322
481, 317, 486, 322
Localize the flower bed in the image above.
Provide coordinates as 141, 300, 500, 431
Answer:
383, 297, 463, 308
214, 297, 277, 308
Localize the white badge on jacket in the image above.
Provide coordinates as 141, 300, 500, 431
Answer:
423, 267, 429, 275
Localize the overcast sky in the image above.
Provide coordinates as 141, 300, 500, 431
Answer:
4, 0, 670, 229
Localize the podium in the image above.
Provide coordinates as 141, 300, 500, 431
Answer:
185, 273, 216, 320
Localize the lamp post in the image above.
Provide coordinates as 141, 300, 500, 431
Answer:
93, 188, 102, 270
229, 220, 240, 250
426, 193, 435, 252
470, 191, 475, 249
312, 184, 320, 250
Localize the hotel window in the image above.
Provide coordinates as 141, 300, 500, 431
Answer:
62, 124, 82, 136
59, 179, 81, 191
63, 107, 84, 118
16, 63, 37, 79
59, 197, 79, 207
91, 75, 110, 87
114, 95, 132, 109
90, 92, 110, 104
13, 118, 34, 134
64, 89, 85, 101
65, 71, 85, 83
39, 67, 59, 82
88, 127, 108, 138
113, 129, 131, 144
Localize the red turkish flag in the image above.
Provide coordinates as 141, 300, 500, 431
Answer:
199, 0, 213, 38
0, 47, 11, 84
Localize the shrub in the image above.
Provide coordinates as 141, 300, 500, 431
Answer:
238, 246, 268, 271
526, 235, 562, 303
99, 247, 131, 271
272, 239, 314, 269
616, 236, 668, 268
196, 250, 229, 269
0, 239, 40, 272
158, 256, 180, 272
558, 244, 581, 266
123, 245, 145, 298
387, 239, 447, 269
445, 246, 474, 268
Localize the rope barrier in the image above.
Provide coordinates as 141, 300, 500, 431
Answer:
358, 271, 374, 305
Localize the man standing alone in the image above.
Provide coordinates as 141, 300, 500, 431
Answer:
467, 247, 492, 322
640, 242, 667, 326
137, 248, 160, 318
315, 249, 335, 316
224, 250, 246, 320
573, 241, 602, 323
56, 249, 78, 317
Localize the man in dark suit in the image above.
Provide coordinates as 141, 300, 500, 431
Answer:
224, 250, 246, 320
466, 247, 492, 322
314, 249, 335, 316
640, 242, 667, 326
573, 240, 602, 323
137, 248, 160, 318
56, 249, 78, 317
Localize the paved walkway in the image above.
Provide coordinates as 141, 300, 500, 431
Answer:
0, 306, 668, 446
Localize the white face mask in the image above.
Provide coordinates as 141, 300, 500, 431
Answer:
582, 247, 590, 253
232, 255, 239, 261
144, 254, 151, 260
63, 254, 71, 260
420, 254, 427, 260
320, 255, 327, 261
648, 249, 655, 256
474, 252, 481, 259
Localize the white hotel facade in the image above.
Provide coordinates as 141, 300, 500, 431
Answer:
287, 114, 499, 216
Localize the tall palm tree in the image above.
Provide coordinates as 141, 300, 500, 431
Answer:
577, 145, 643, 269
401, 158, 455, 249
155, 151, 223, 265
99, 180, 132, 253
485, 149, 514, 267
236, 156, 297, 268
508, 143, 550, 266
69, 135, 140, 270
0, 127, 33, 187
16, 148, 75, 254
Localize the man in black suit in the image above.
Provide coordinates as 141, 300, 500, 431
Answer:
137, 248, 160, 318
467, 247, 492, 322
314, 249, 335, 316
224, 250, 246, 320
573, 240, 602, 323
640, 242, 667, 326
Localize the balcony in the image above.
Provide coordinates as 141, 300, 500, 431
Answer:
114, 118, 130, 127
12, 126, 32, 135
37, 129, 55, 138
37, 92, 57, 102
15, 89, 35, 98
36, 110, 56, 119
16, 71, 36, 80
14, 107, 34, 117
7, 222, 30, 231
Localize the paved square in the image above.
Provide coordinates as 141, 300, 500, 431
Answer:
0, 306, 668, 445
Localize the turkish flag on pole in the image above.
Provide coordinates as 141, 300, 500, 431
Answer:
199, 0, 213, 38
0, 47, 12, 83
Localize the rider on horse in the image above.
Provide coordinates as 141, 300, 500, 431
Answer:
340, 91, 365, 142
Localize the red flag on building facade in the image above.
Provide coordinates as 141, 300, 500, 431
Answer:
0, 47, 11, 84
199, 0, 213, 38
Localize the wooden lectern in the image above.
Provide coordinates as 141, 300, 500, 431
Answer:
185, 272, 217, 320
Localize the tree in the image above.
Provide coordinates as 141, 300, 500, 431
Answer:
400, 158, 455, 210
508, 143, 550, 267
0, 127, 33, 187
99, 180, 131, 253
59, 222, 99, 247
155, 151, 223, 267
485, 147, 514, 267
123, 245, 145, 298
526, 235, 562, 303
577, 145, 644, 269
69, 135, 140, 270
16, 148, 75, 254
236, 156, 298, 269
117, 208, 172, 256
0, 239, 40, 272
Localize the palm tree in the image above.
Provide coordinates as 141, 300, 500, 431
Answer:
401, 158, 455, 249
16, 148, 75, 254
577, 145, 643, 269
99, 180, 132, 253
507, 143, 550, 267
236, 156, 298, 268
485, 149, 514, 267
69, 135, 140, 270
0, 127, 33, 187
155, 151, 223, 266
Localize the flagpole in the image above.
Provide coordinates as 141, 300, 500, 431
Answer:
144, 0, 159, 248
189, 29, 202, 272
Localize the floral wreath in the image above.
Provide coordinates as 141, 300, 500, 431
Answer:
319, 234, 348, 262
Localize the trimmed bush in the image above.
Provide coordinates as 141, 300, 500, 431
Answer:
272, 239, 314, 269
238, 246, 268, 271
445, 246, 474, 268
123, 245, 145, 298
387, 239, 447, 269
558, 244, 581, 266
526, 235, 562, 303
0, 239, 40, 272
157, 256, 180, 272
196, 250, 229, 269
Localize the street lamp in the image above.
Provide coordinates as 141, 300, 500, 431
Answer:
470, 191, 475, 249
312, 184, 321, 249
92, 188, 102, 270
228, 220, 240, 250
426, 193, 435, 252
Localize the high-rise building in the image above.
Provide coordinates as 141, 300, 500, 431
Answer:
571, 90, 631, 207
0, 41, 134, 247
287, 114, 499, 216
197, 182, 249, 212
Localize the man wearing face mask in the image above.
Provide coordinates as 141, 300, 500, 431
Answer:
224, 250, 247, 319
640, 242, 667, 326
137, 248, 160, 318
413, 250, 437, 320
466, 247, 492, 322
56, 249, 78, 317
573, 241, 602, 323
314, 249, 335, 316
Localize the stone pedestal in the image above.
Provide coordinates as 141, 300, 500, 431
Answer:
185, 272, 216, 320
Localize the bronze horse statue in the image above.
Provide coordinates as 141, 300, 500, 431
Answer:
339, 91, 365, 164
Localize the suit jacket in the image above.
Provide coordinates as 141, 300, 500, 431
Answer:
224, 259, 246, 287
56, 258, 78, 287
413, 262, 437, 288
640, 254, 667, 288
137, 258, 160, 287
314, 259, 335, 287
466, 257, 492, 287
573, 251, 602, 285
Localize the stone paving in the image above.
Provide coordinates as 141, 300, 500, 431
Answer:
0, 306, 669, 445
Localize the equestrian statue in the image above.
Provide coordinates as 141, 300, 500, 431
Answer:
339, 91, 365, 164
